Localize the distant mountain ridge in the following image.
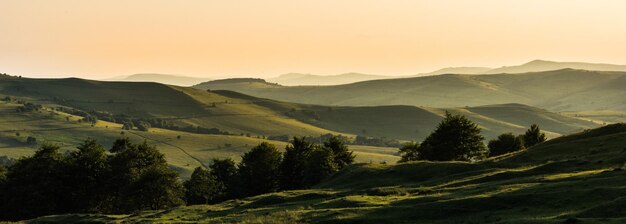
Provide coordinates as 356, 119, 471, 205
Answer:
484, 60, 626, 74
267, 72, 390, 86
107, 73, 212, 86
194, 69, 626, 112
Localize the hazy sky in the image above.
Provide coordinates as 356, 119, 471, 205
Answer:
2, 0, 626, 79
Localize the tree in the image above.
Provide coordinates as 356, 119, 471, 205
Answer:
0, 143, 67, 220
184, 167, 223, 205
26, 136, 37, 144
522, 124, 546, 148
405, 111, 486, 162
279, 137, 315, 190
108, 140, 178, 212
238, 142, 282, 196
304, 148, 337, 187
487, 133, 525, 157
128, 165, 184, 210
398, 142, 420, 162
136, 121, 151, 132
209, 158, 238, 200
323, 136, 354, 170
64, 139, 110, 212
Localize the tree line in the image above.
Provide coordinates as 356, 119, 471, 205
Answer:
0, 136, 354, 221
399, 111, 547, 162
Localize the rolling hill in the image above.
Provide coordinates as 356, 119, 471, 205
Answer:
194, 69, 626, 112
0, 75, 599, 144
267, 73, 391, 86
484, 59, 626, 74
0, 101, 400, 178
106, 73, 212, 86
30, 123, 626, 223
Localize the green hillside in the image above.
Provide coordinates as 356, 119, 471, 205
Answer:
0, 76, 345, 138
216, 91, 599, 141
194, 69, 626, 112
0, 76, 598, 144
29, 124, 626, 223
0, 102, 399, 177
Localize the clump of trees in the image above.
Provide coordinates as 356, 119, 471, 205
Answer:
486, 124, 547, 157
183, 136, 355, 205
0, 135, 356, 220
487, 133, 525, 157
0, 139, 184, 221
399, 112, 550, 162
523, 124, 546, 148
399, 112, 487, 162
15, 102, 42, 112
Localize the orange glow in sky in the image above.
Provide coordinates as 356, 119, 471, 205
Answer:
2, 0, 626, 79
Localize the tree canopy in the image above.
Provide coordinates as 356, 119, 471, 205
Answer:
399, 112, 486, 162
523, 124, 546, 148
488, 133, 525, 157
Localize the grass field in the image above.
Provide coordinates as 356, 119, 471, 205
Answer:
28, 123, 626, 223
0, 76, 602, 143
0, 102, 398, 177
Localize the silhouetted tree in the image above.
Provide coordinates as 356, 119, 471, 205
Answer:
64, 139, 110, 212
405, 111, 486, 162
280, 137, 314, 190
128, 165, 184, 210
323, 136, 354, 169
209, 158, 238, 200
304, 148, 337, 187
238, 142, 282, 196
0, 144, 67, 220
487, 133, 525, 157
108, 140, 180, 212
522, 124, 546, 148
184, 167, 223, 205
398, 142, 420, 162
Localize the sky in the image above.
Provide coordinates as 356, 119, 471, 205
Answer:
2, 0, 626, 79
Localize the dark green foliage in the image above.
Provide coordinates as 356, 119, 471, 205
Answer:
136, 121, 151, 131
238, 142, 282, 196
209, 158, 238, 199
523, 124, 547, 148
0, 138, 185, 221
304, 148, 338, 187
127, 165, 184, 210
398, 142, 420, 162
108, 140, 179, 212
0, 144, 67, 220
323, 136, 355, 170
15, 102, 42, 112
64, 139, 110, 212
26, 136, 37, 144
184, 167, 223, 205
487, 133, 525, 157
354, 135, 402, 147
401, 111, 486, 162
280, 137, 315, 190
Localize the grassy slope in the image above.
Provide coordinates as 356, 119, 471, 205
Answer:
217, 90, 599, 141
0, 103, 399, 178
31, 123, 626, 223
0, 76, 346, 138
0, 76, 596, 143
194, 69, 626, 112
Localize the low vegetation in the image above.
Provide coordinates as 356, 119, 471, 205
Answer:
0, 136, 355, 221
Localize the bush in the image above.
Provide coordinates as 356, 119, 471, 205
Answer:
26, 136, 37, 145
399, 111, 486, 162
488, 133, 525, 157
238, 142, 282, 197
